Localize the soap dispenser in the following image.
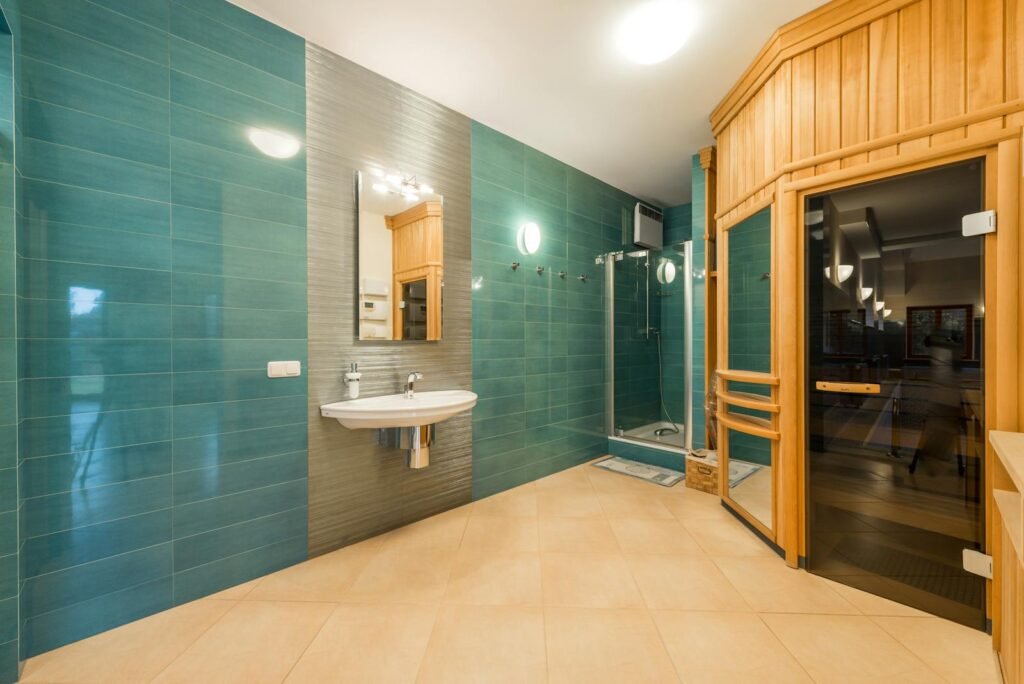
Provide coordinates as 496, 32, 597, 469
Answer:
345, 362, 362, 399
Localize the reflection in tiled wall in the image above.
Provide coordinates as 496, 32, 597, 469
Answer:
0, 3, 17, 680
471, 123, 633, 498
658, 204, 692, 434
726, 207, 771, 464
612, 251, 661, 433
15, 0, 307, 657
304, 44, 473, 556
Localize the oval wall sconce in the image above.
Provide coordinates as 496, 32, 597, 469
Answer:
874, 300, 886, 312
656, 259, 676, 284
517, 222, 541, 255
859, 287, 874, 302
247, 127, 302, 159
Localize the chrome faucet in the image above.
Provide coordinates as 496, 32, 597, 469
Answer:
405, 371, 423, 398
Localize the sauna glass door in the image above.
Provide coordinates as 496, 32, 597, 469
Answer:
805, 160, 986, 629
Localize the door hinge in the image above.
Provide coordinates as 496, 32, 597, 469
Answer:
963, 549, 993, 579
962, 210, 996, 236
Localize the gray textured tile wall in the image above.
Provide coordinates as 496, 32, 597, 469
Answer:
305, 44, 473, 556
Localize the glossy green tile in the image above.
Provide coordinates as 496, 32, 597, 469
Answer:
21, 475, 172, 538
89, 0, 169, 29
19, 257, 171, 306
22, 17, 168, 99
24, 0, 169, 65
19, 407, 171, 459
23, 98, 170, 167
171, 172, 305, 228
172, 478, 306, 538
173, 505, 305, 572
21, 509, 171, 577
21, 178, 170, 237
172, 239, 305, 283
173, 424, 307, 472
169, 70, 302, 134
172, 369, 306, 405
20, 338, 171, 378
171, 138, 304, 199
20, 298, 171, 341
21, 440, 171, 499
21, 57, 169, 133
172, 304, 306, 340
169, 37, 303, 114
22, 138, 170, 202
171, 272, 306, 311
20, 218, 170, 270
172, 450, 306, 505
171, 396, 306, 439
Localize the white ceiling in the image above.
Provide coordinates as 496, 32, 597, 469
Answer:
230, 0, 823, 206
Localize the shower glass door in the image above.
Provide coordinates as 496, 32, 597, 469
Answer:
607, 242, 692, 450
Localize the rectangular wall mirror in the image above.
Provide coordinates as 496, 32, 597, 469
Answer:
357, 170, 444, 341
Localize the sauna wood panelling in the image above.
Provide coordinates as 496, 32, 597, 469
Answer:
711, 0, 1024, 224
305, 44, 473, 557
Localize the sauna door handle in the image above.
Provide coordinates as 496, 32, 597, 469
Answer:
815, 381, 881, 395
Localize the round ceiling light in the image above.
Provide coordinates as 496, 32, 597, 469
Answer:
616, 1, 698, 65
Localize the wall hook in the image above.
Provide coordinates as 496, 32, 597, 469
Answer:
578, 274, 588, 283
536, 266, 545, 275
558, 271, 566, 279
760, 272, 771, 280
511, 262, 520, 271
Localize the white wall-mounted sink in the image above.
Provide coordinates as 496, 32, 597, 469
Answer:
321, 390, 478, 429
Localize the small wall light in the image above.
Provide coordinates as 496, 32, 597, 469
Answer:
247, 127, 302, 159
825, 264, 854, 283
859, 287, 873, 302
656, 259, 677, 285
517, 222, 541, 255
882, 308, 893, 318
874, 300, 886, 313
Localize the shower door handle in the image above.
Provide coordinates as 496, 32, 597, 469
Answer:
814, 381, 881, 395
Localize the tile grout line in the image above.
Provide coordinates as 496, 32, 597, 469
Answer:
143, 598, 241, 684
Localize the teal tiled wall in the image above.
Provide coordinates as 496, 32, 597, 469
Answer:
15, 0, 307, 658
655, 205, 691, 434
471, 123, 633, 498
0, 2, 17, 681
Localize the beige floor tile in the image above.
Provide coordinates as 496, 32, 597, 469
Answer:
586, 466, 658, 495
459, 515, 539, 552
21, 599, 235, 684
247, 538, 382, 602
824, 579, 933, 617
545, 606, 679, 683
713, 557, 859, 614
872, 616, 999, 684
416, 605, 546, 683
659, 489, 735, 522
471, 486, 538, 517
541, 552, 645, 608
597, 491, 676, 520
652, 610, 811, 683
681, 517, 776, 557
344, 547, 456, 605
284, 604, 437, 683
762, 613, 944, 683
625, 553, 750, 611
533, 466, 594, 491
609, 518, 704, 554
443, 549, 542, 606
379, 508, 469, 552
539, 517, 620, 552
152, 600, 335, 684
207, 579, 260, 600
536, 488, 605, 518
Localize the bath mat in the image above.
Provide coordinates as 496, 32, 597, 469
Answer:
592, 456, 684, 487
728, 460, 762, 488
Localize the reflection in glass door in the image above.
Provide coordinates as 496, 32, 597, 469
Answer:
806, 160, 986, 629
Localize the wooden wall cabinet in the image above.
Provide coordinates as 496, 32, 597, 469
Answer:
387, 201, 444, 340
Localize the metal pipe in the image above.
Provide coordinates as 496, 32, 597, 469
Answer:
683, 241, 694, 450
604, 253, 615, 437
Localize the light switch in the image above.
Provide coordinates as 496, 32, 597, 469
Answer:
267, 361, 302, 378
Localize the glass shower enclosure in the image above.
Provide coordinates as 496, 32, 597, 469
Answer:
601, 241, 693, 452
